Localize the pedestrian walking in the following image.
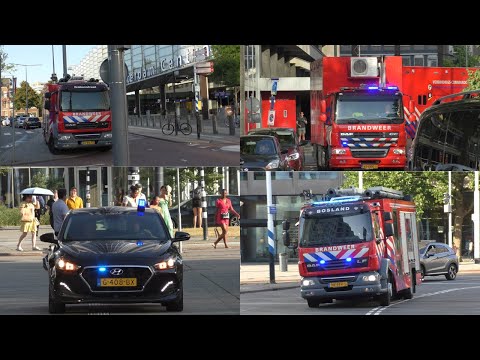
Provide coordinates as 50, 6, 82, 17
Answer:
192, 186, 203, 228
159, 185, 174, 237
16, 194, 41, 251
213, 189, 240, 249
122, 185, 141, 207
66, 187, 84, 210
52, 188, 69, 237
296, 111, 308, 142
46, 190, 58, 230
468, 240, 474, 259
149, 196, 163, 216
32, 195, 45, 236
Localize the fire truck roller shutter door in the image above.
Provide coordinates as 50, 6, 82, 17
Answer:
379, 257, 390, 287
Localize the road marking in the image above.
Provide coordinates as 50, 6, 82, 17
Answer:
366, 285, 480, 315
220, 145, 240, 152
3, 132, 11, 136
26, 131, 33, 134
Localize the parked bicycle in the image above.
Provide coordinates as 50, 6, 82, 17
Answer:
162, 118, 192, 135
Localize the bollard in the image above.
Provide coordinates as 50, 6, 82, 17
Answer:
279, 253, 288, 272
212, 114, 218, 134
228, 115, 235, 136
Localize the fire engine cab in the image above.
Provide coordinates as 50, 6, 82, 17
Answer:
283, 186, 422, 307
43, 74, 112, 154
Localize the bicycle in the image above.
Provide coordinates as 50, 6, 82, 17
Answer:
162, 118, 192, 135
224, 115, 240, 128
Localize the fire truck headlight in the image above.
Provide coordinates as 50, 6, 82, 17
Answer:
302, 279, 315, 287
103, 133, 112, 138
332, 148, 347, 155
58, 134, 72, 141
393, 148, 405, 155
362, 274, 379, 282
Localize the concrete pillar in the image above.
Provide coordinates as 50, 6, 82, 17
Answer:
200, 75, 209, 120
135, 90, 141, 117
159, 83, 166, 115
270, 49, 278, 78
261, 46, 271, 78
277, 49, 286, 77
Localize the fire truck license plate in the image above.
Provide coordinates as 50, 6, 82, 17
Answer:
329, 281, 349, 288
361, 164, 378, 170
81, 141, 96, 145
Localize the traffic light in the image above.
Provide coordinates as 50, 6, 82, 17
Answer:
443, 193, 450, 205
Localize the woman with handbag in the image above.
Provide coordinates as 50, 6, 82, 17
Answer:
213, 189, 240, 249
16, 195, 42, 251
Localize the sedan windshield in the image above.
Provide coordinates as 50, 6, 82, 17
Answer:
60, 90, 110, 111
300, 212, 373, 247
241, 138, 277, 156
62, 212, 168, 241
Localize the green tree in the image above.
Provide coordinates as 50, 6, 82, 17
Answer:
13, 81, 42, 113
0, 46, 15, 78
443, 45, 480, 67
30, 172, 64, 192
210, 45, 240, 87
464, 69, 480, 91
343, 171, 473, 258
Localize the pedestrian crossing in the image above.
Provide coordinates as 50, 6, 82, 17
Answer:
1, 131, 34, 136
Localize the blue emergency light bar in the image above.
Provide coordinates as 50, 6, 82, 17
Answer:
137, 198, 146, 215
368, 86, 379, 90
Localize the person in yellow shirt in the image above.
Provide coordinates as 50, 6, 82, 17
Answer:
66, 187, 84, 210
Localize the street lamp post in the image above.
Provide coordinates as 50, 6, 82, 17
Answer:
12, 63, 41, 117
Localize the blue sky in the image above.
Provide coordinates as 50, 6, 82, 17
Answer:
2, 45, 97, 84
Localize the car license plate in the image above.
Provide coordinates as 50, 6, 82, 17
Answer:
81, 140, 96, 145
328, 281, 349, 288
361, 164, 378, 170
98, 278, 137, 287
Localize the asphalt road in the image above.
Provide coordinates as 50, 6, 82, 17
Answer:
0, 126, 239, 166
240, 274, 480, 315
0, 248, 239, 315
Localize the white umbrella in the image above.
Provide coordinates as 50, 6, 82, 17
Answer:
20, 187, 54, 196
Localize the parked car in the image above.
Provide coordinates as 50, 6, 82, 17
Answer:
170, 195, 241, 228
40, 206, 190, 313
1, 117, 11, 127
23, 117, 41, 129
409, 91, 480, 171
419, 242, 459, 280
240, 135, 290, 171
247, 127, 306, 170
14, 117, 27, 128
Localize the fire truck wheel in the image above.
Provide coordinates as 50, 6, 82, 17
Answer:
445, 264, 457, 280
420, 266, 425, 280
307, 299, 320, 308
48, 137, 61, 155
379, 276, 392, 306
403, 273, 414, 300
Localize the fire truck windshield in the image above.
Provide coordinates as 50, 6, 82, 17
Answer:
299, 212, 373, 247
60, 90, 110, 112
336, 94, 403, 124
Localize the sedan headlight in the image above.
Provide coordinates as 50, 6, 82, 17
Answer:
362, 274, 379, 282
332, 148, 347, 155
393, 148, 405, 155
154, 258, 175, 270
266, 160, 279, 169
55, 257, 80, 271
288, 152, 300, 161
58, 135, 72, 141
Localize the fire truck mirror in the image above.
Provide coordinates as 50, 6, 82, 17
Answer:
320, 114, 327, 122
44, 92, 51, 99
320, 99, 327, 113
44, 100, 51, 109
383, 212, 393, 221
282, 231, 291, 247
384, 223, 395, 238
282, 220, 290, 231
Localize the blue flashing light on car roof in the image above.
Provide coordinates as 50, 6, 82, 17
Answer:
137, 198, 146, 216
136, 241, 144, 246
368, 86, 379, 90
387, 86, 398, 90
320, 260, 326, 264
329, 196, 363, 203
98, 267, 107, 272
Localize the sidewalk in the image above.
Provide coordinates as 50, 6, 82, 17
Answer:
240, 261, 480, 294
0, 226, 239, 256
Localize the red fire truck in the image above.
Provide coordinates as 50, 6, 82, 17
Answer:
283, 187, 422, 307
310, 56, 470, 170
43, 75, 112, 154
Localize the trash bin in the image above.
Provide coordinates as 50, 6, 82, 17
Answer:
279, 253, 288, 272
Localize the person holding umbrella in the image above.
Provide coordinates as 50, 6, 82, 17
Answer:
16, 194, 41, 251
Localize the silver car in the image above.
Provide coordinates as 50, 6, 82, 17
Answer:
419, 242, 459, 280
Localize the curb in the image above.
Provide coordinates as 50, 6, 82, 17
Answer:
240, 283, 299, 294
128, 128, 238, 145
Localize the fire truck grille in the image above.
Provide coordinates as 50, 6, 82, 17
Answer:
350, 149, 389, 158
75, 122, 101, 129
73, 133, 102, 140
306, 258, 368, 271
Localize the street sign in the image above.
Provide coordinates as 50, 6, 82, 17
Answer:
127, 174, 140, 181
268, 206, 277, 214
268, 110, 275, 126
100, 59, 129, 85
271, 78, 279, 96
